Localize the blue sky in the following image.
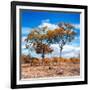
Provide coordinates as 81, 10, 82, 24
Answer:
21, 10, 80, 28
20, 9, 80, 58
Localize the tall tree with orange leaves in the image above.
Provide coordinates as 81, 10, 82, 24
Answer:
25, 26, 53, 59
55, 23, 76, 57
46, 23, 76, 57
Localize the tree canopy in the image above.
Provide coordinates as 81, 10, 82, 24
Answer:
25, 22, 76, 58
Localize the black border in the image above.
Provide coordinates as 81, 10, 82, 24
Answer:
11, 1, 88, 89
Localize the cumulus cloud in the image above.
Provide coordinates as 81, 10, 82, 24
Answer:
63, 45, 80, 52
21, 49, 28, 55
75, 36, 80, 40
38, 20, 80, 31
21, 44, 26, 49
22, 36, 27, 43
50, 44, 80, 58
62, 45, 80, 58
73, 24, 80, 29
41, 19, 50, 23
38, 19, 59, 30
22, 27, 31, 35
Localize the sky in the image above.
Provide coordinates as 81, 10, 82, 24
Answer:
20, 9, 80, 58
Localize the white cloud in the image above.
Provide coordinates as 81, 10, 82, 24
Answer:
22, 44, 26, 49
62, 45, 80, 58
41, 19, 50, 23
22, 36, 27, 43
38, 19, 59, 30
21, 49, 28, 55
22, 27, 31, 35
50, 44, 80, 58
38, 21, 80, 31
73, 24, 80, 29
75, 36, 80, 40
63, 45, 80, 52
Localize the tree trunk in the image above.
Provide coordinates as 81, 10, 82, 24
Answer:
42, 48, 45, 59
42, 53, 45, 59
59, 46, 63, 58
60, 49, 62, 57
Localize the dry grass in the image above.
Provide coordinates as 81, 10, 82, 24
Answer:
21, 55, 80, 79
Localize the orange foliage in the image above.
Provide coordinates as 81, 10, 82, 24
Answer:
30, 58, 42, 66
21, 55, 30, 64
35, 42, 53, 54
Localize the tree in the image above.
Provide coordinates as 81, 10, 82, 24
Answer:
34, 42, 53, 58
25, 22, 76, 59
46, 23, 76, 57
26, 26, 53, 59
56, 23, 76, 57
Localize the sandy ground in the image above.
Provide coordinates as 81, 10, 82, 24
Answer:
21, 62, 80, 79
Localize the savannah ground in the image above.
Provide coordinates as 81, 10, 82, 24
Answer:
21, 56, 80, 79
